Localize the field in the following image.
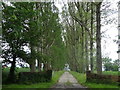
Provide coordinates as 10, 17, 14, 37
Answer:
70, 71, 119, 88
2, 68, 64, 88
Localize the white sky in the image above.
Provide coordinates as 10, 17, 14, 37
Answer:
101, 0, 119, 61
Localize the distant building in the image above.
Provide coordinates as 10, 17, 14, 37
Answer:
64, 64, 70, 71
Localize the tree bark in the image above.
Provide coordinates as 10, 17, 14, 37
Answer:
43, 63, 50, 71
30, 60, 36, 72
80, 3, 85, 73
90, 2, 94, 72
85, 30, 89, 71
38, 60, 41, 72
85, 3, 89, 71
30, 45, 36, 72
96, 3, 102, 74
7, 54, 16, 83
81, 26, 85, 73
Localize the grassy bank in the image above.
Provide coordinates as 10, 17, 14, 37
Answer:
102, 71, 119, 75
2, 68, 64, 88
93, 71, 119, 75
70, 71, 119, 88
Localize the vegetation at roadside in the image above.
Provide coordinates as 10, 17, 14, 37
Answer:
102, 57, 119, 71
93, 71, 119, 75
102, 71, 119, 75
2, 2, 67, 83
2, 68, 30, 84
70, 71, 119, 88
2, 71, 64, 88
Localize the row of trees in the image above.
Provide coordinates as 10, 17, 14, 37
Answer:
2, 2, 67, 82
2, 1, 118, 83
61, 2, 103, 74
103, 57, 119, 71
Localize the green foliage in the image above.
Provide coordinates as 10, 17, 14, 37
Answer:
3, 69, 52, 84
70, 71, 119, 88
86, 73, 119, 85
103, 57, 119, 71
50, 42, 67, 70
102, 71, 119, 75
104, 63, 113, 71
18, 70, 52, 84
2, 68, 30, 84
2, 2, 39, 67
2, 71, 64, 88
69, 71, 86, 85
2, 2, 66, 74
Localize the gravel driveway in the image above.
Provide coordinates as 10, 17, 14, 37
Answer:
51, 72, 87, 89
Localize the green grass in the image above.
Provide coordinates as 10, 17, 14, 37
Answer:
69, 71, 86, 85
70, 71, 119, 88
2, 68, 64, 88
93, 71, 119, 75
2, 67, 30, 73
65, 81, 72, 86
102, 71, 119, 75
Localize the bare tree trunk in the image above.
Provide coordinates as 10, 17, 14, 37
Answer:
43, 62, 51, 71
38, 60, 41, 72
90, 3, 94, 72
30, 60, 36, 72
96, 2, 102, 74
85, 31, 89, 71
7, 54, 16, 83
85, 3, 89, 71
81, 26, 85, 73
30, 46, 36, 72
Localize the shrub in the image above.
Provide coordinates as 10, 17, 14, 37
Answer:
18, 70, 52, 84
86, 71, 119, 85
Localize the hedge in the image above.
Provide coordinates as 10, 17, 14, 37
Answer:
86, 71, 119, 84
18, 70, 52, 84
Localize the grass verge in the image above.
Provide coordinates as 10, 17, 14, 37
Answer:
69, 71, 119, 88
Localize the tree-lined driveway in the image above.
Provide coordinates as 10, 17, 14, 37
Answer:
52, 72, 87, 88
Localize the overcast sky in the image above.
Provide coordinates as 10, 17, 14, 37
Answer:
101, 0, 119, 60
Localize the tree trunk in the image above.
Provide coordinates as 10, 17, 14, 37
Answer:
43, 63, 47, 71
85, 31, 89, 71
43, 63, 51, 71
30, 60, 36, 72
96, 3, 102, 74
7, 54, 16, 83
85, 3, 89, 71
30, 45, 36, 72
90, 3, 94, 72
81, 26, 85, 73
38, 60, 41, 72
